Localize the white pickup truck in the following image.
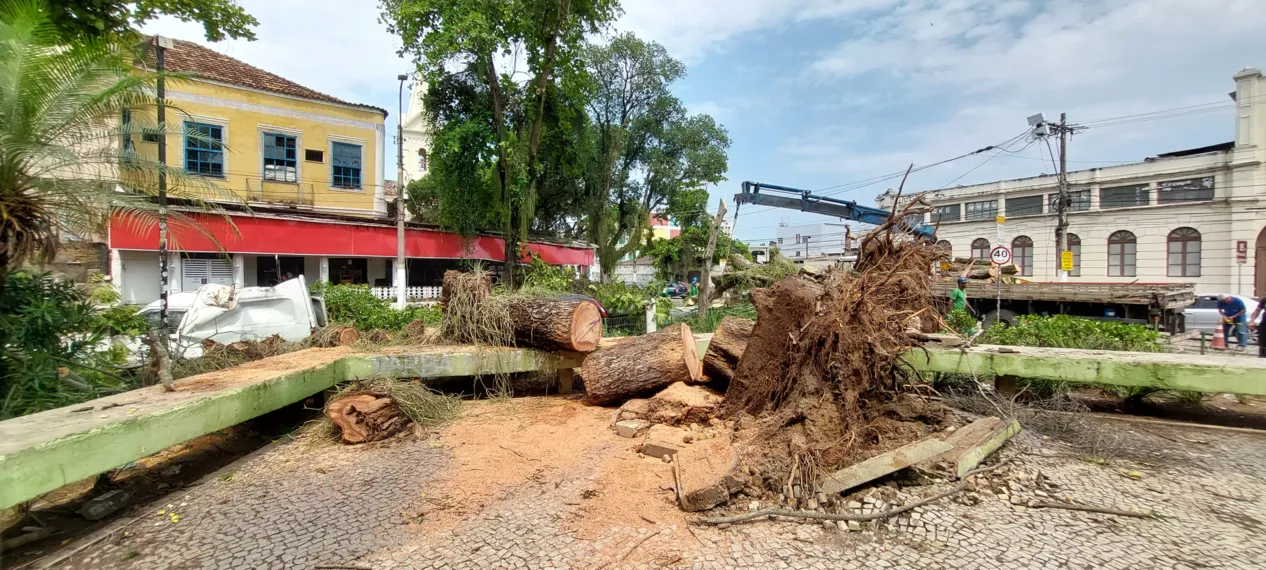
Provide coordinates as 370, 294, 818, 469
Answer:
129, 275, 327, 360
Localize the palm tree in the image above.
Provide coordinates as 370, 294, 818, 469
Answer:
0, 0, 236, 297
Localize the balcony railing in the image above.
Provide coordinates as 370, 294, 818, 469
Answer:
370, 286, 442, 301
245, 177, 315, 206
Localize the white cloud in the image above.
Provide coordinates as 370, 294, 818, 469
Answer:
616, 0, 896, 61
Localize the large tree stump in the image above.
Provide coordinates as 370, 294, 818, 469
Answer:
723, 276, 824, 415
581, 322, 703, 405
702, 317, 753, 383
309, 326, 359, 347
505, 294, 603, 352
325, 393, 409, 444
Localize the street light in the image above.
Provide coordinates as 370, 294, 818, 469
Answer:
395, 74, 408, 309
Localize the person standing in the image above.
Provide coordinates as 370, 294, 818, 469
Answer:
1250, 297, 1266, 358
951, 277, 969, 313
1217, 294, 1249, 351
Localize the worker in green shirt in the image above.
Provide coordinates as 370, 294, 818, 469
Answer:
951, 277, 969, 313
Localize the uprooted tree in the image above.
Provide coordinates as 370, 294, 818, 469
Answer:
723, 196, 954, 494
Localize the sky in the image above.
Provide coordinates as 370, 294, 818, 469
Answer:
142, 0, 1266, 244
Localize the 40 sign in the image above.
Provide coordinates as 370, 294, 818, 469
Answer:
989, 246, 1012, 266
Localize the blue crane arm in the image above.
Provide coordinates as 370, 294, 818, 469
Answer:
734, 181, 936, 240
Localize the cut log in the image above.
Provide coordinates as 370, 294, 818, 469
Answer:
702, 317, 753, 383
441, 269, 491, 312
310, 326, 360, 347
581, 322, 703, 405
504, 294, 604, 353
325, 392, 409, 444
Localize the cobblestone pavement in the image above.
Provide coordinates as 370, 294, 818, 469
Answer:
59, 399, 1266, 569
60, 435, 448, 570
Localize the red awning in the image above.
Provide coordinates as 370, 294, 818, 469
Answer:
108, 213, 594, 265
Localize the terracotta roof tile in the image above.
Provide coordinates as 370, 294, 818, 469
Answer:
161, 40, 387, 117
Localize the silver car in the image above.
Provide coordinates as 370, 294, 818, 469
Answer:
1183, 294, 1260, 337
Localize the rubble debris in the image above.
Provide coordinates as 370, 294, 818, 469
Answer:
581, 323, 703, 405
819, 438, 953, 495
696, 460, 1010, 526
613, 420, 651, 438
645, 382, 722, 426
701, 317, 753, 383
79, 489, 130, 521
674, 437, 743, 512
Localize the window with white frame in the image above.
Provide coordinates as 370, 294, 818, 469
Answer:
1108, 230, 1137, 277
1167, 227, 1201, 277
965, 200, 998, 220
1012, 235, 1034, 276
971, 238, 990, 260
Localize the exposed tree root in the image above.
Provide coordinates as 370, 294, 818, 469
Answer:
1030, 501, 1157, 519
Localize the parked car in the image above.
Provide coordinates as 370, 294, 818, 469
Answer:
1183, 294, 1260, 340
664, 282, 690, 298
122, 276, 327, 364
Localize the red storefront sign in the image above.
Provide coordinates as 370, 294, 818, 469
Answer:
108, 213, 594, 266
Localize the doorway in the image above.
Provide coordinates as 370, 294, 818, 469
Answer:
257, 256, 305, 286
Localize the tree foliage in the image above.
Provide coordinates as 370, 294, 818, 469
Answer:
45, 0, 258, 42
0, 0, 238, 295
380, 0, 620, 285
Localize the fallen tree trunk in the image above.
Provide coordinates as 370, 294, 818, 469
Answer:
309, 326, 359, 347
325, 393, 409, 444
581, 322, 703, 405
702, 317, 753, 383
504, 294, 604, 352
441, 269, 491, 312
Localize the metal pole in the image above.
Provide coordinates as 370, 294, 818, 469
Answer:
396, 75, 408, 309
1055, 112, 1070, 282
155, 36, 169, 333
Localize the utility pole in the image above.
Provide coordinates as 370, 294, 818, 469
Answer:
395, 75, 408, 309
155, 35, 170, 333
804, 235, 811, 258
697, 200, 728, 320
1055, 112, 1070, 282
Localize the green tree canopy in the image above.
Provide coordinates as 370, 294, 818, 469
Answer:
46, 0, 258, 41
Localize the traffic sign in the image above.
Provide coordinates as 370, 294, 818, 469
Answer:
1060, 251, 1074, 271
990, 246, 1012, 266
995, 215, 1006, 225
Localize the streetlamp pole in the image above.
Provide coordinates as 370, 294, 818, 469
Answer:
396, 75, 408, 309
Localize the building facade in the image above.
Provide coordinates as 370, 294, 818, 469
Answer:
110, 39, 592, 305
400, 80, 432, 187
878, 67, 1266, 297
775, 222, 853, 259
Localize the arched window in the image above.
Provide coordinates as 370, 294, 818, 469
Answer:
1012, 236, 1034, 276
1066, 233, 1081, 277
1167, 227, 1201, 277
1108, 230, 1137, 277
935, 240, 952, 254
971, 238, 990, 260
417, 148, 428, 171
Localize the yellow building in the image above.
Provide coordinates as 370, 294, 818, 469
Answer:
110, 39, 595, 305
129, 39, 388, 216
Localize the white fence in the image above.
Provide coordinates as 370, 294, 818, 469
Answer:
370, 286, 442, 301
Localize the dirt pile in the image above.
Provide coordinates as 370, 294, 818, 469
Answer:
721, 202, 953, 496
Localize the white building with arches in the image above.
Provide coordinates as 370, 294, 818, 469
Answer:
878, 67, 1266, 297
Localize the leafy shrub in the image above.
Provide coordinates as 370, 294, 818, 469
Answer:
670, 301, 757, 333
99, 304, 149, 336
1, 270, 129, 418
586, 280, 655, 315
943, 309, 977, 336
979, 314, 1161, 352
311, 282, 440, 331
520, 255, 574, 293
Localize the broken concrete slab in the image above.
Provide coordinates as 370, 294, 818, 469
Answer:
819, 438, 953, 495
613, 420, 650, 438
79, 489, 130, 521
955, 419, 1021, 478
646, 382, 722, 426
926, 417, 1002, 466
640, 424, 691, 458
674, 436, 742, 512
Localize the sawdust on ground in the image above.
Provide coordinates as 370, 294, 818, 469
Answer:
414, 397, 692, 551
178, 346, 353, 392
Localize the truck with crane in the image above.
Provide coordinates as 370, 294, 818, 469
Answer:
733, 181, 1194, 332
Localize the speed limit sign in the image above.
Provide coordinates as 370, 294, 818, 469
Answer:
990, 246, 1012, 266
